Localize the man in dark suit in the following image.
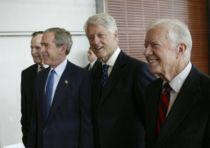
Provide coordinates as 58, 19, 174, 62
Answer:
21, 31, 43, 147
84, 13, 155, 148
144, 19, 210, 148
28, 27, 93, 148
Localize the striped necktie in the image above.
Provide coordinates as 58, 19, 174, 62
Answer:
101, 64, 109, 87
156, 83, 171, 134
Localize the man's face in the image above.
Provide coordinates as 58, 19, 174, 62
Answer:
41, 32, 65, 68
144, 27, 181, 79
31, 34, 43, 64
86, 24, 118, 62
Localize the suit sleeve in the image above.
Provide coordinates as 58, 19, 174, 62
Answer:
134, 62, 156, 124
79, 72, 94, 148
26, 75, 39, 148
204, 118, 210, 147
204, 93, 210, 147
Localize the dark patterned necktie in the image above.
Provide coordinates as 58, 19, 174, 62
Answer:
101, 64, 109, 87
43, 69, 55, 121
156, 83, 171, 134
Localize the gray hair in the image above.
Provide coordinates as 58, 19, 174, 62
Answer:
147, 19, 192, 58
44, 27, 73, 55
84, 13, 118, 34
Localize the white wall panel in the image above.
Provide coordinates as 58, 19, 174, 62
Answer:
0, 0, 95, 32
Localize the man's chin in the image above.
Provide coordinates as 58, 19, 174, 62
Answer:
96, 54, 105, 60
149, 66, 161, 74
34, 60, 42, 64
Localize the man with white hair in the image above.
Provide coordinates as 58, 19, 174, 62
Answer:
144, 19, 210, 148
84, 13, 155, 148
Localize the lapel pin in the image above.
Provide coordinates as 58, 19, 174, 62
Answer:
64, 80, 68, 84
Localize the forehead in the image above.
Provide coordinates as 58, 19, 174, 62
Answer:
87, 24, 109, 34
31, 34, 43, 42
145, 26, 168, 41
42, 32, 55, 42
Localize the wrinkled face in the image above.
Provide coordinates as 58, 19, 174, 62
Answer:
41, 32, 65, 68
86, 24, 118, 62
31, 34, 43, 64
144, 27, 180, 79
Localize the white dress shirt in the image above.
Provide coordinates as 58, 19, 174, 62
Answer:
46, 58, 67, 105
166, 62, 192, 115
102, 47, 121, 76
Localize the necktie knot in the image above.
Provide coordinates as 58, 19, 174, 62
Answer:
101, 64, 109, 87
102, 64, 109, 73
162, 83, 171, 96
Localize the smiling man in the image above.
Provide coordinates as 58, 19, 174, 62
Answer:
27, 27, 93, 148
144, 19, 210, 148
84, 13, 155, 148
21, 31, 43, 147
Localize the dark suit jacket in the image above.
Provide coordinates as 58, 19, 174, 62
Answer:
91, 51, 155, 148
21, 64, 38, 146
145, 66, 210, 148
85, 59, 101, 72
28, 61, 93, 148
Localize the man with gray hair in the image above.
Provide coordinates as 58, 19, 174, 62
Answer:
84, 13, 155, 148
144, 19, 210, 148
28, 27, 93, 148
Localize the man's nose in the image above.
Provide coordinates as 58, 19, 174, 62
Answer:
92, 35, 100, 45
144, 45, 152, 56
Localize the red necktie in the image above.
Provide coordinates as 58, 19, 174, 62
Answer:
156, 83, 171, 134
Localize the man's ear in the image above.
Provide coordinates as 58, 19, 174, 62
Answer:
61, 44, 68, 54
178, 43, 187, 55
114, 30, 119, 42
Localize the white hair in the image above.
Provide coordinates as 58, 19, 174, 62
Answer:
84, 13, 118, 34
147, 19, 192, 61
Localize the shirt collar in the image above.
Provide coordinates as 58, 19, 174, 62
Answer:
90, 59, 97, 67
50, 58, 67, 77
169, 62, 192, 93
103, 47, 121, 66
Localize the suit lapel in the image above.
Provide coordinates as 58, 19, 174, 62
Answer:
37, 67, 50, 125
100, 51, 127, 105
46, 62, 73, 122
92, 63, 102, 107
157, 67, 200, 142
28, 64, 38, 87
146, 79, 163, 142
32, 64, 38, 78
